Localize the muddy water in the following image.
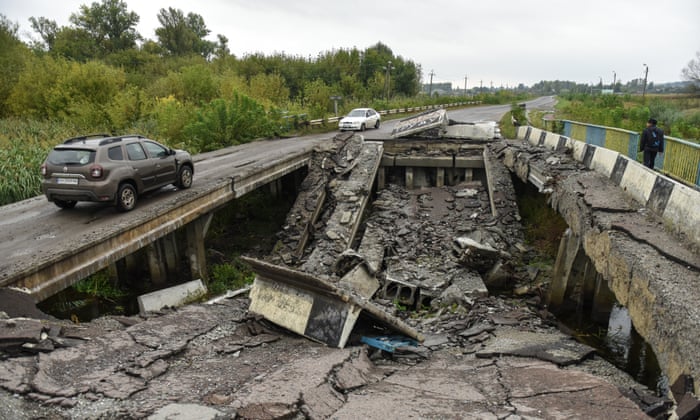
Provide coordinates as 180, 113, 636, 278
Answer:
557, 303, 668, 394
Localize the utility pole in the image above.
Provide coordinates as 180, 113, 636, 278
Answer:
383, 60, 394, 100
428, 70, 435, 97
480, 80, 483, 94
642, 64, 649, 100
464, 75, 468, 96
612, 71, 616, 92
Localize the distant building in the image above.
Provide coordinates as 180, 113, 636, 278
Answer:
422, 82, 453, 96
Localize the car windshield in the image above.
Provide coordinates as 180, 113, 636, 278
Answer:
47, 149, 96, 166
348, 109, 366, 117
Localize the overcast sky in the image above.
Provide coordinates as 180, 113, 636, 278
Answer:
2, 0, 699, 88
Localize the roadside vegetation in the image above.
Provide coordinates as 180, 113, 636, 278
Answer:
0, 6, 526, 206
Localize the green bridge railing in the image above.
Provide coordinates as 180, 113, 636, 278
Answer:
561, 120, 700, 187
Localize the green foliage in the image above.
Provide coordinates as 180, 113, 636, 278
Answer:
150, 95, 196, 146
69, 0, 140, 57
516, 192, 568, 259
155, 7, 215, 57
208, 259, 255, 297
73, 269, 125, 299
0, 14, 30, 117
184, 94, 275, 152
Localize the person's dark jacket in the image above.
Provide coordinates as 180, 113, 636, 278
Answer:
641, 126, 664, 152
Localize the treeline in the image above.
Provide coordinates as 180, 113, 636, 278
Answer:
0, 0, 428, 151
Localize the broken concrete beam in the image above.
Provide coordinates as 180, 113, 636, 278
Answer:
355, 222, 386, 275
301, 141, 383, 277
137, 279, 207, 315
243, 257, 422, 348
391, 109, 448, 138
394, 156, 453, 168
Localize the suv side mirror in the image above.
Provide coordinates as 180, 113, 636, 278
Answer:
169, 148, 176, 156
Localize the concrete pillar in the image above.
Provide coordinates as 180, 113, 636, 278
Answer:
465, 168, 473, 182
268, 178, 282, 197
186, 213, 214, 282
547, 228, 581, 311
405, 167, 414, 189
436, 168, 445, 188
162, 232, 180, 281
377, 167, 386, 190
591, 273, 616, 324
147, 241, 167, 287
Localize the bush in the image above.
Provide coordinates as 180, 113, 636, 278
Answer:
208, 259, 255, 296
184, 94, 274, 152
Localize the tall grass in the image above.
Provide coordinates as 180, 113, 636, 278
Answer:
0, 118, 80, 205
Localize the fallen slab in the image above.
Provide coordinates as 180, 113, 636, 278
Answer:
243, 257, 423, 348
391, 109, 448, 138
476, 328, 596, 367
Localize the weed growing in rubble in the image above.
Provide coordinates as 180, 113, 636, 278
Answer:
208, 258, 255, 296
73, 270, 126, 300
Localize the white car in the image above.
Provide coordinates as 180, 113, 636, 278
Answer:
338, 108, 381, 132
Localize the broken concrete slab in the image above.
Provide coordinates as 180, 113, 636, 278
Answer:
444, 121, 498, 140
0, 319, 45, 350
454, 236, 502, 272
337, 264, 379, 300
243, 257, 422, 348
137, 279, 207, 315
476, 329, 595, 366
391, 109, 448, 138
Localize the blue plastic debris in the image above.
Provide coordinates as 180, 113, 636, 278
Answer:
361, 335, 419, 353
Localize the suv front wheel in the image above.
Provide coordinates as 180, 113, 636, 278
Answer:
116, 183, 137, 212
176, 165, 193, 189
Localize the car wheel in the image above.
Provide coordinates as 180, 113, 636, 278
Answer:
375, 120, 381, 129
176, 165, 193, 189
54, 199, 77, 209
116, 183, 137, 212
360, 123, 366, 132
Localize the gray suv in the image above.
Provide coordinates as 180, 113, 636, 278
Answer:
41, 134, 194, 212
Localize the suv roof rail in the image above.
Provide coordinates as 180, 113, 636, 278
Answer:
98, 134, 145, 146
63, 133, 112, 144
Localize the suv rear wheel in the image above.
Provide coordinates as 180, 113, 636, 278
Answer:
54, 199, 77, 209
116, 183, 137, 212
176, 165, 193, 189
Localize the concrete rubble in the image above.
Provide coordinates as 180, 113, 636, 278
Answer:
1, 120, 696, 418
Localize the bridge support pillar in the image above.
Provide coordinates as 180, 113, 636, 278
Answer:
436, 168, 445, 188
547, 228, 581, 311
591, 273, 616, 324
268, 178, 283, 197
186, 213, 214, 282
147, 242, 167, 287
377, 167, 386, 190
464, 168, 473, 182
405, 167, 414, 189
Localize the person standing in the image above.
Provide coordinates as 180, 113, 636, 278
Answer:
640, 118, 664, 169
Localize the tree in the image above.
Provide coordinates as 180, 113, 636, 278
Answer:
155, 8, 216, 58
681, 50, 700, 87
0, 14, 29, 116
69, 0, 140, 56
29, 16, 59, 51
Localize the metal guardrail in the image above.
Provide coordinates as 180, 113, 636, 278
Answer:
561, 120, 700, 187
305, 101, 481, 127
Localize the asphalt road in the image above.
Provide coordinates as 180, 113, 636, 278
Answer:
0, 98, 555, 288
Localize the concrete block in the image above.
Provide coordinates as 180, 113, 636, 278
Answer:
663, 182, 700, 246
137, 279, 207, 314
148, 403, 224, 420
444, 123, 494, 140
380, 154, 395, 167
516, 126, 529, 141
543, 132, 560, 150
589, 147, 620, 178
571, 139, 588, 162
338, 264, 379, 300
619, 160, 658, 204
528, 128, 543, 145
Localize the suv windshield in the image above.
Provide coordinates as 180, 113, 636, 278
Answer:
47, 149, 96, 166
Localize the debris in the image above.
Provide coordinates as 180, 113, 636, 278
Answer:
360, 336, 419, 353
137, 279, 207, 315
244, 257, 423, 348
